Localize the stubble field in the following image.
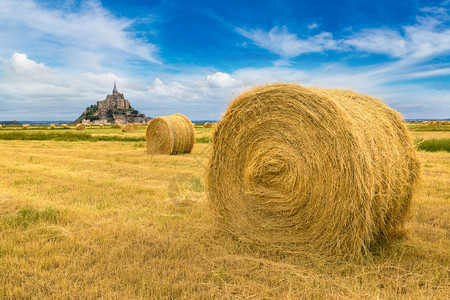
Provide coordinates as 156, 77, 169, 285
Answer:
0, 124, 448, 299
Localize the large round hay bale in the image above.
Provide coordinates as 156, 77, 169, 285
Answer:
23, 124, 30, 129
146, 113, 194, 155
204, 122, 212, 128
50, 124, 56, 129
208, 83, 421, 257
121, 123, 135, 132
76, 124, 86, 131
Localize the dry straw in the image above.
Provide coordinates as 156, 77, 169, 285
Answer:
121, 123, 135, 132
76, 124, 86, 131
61, 124, 69, 129
132, 123, 139, 131
0, 124, 2, 130
146, 113, 194, 155
50, 124, 56, 129
23, 124, 30, 129
207, 83, 421, 258
204, 122, 212, 128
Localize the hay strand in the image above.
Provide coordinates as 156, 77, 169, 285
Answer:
207, 83, 421, 257
146, 113, 195, 155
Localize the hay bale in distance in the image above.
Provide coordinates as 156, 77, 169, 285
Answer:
204, 122, 212, 128
23, 124, 30, 129
121, 123, 135, 132
146, 113, 194, 155
76, 124, 86, 131
208, 83, 421, 257
0, 124, 2, 129
132, 123, 139, 131
61, 124, 69, 129
50, 124, 56, 129
99, 124, 104, 128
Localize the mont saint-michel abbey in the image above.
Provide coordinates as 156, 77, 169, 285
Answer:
77, 82, 150, 125
97, 81, 131, 119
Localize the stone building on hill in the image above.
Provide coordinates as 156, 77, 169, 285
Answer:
97, 81, 130, 119
74, 81, 151, 125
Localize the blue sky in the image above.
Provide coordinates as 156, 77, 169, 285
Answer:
0, 0, 449, 120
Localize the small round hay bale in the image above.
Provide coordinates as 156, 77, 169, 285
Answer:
132, 123, 139, 131
121, 123, 135, 132
146, 113, 194, 155
61, 124, 69, 129
23, 124, 30, 129
203, 122, 212, 128
50, 124, 56, 129
76, 124, 86, 131
0, 124, 2, 129
208, 83, 421, 257
99, 124, 104, 128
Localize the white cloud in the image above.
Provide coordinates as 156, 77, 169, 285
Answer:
0, 0, 159, 65
238, 7, 450, 65
345, 29, 407, 57
0, 52, 449, 120
236, 26, 339, 59
205, 72, 242, 88
307, 23, 318, 30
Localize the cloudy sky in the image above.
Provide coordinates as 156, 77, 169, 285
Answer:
1, 0, 449, 121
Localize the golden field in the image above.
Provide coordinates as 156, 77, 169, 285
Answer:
0, 125, 448, 299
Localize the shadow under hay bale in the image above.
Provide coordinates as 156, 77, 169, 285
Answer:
207, 83, 421, 258
146, 113, 194, 155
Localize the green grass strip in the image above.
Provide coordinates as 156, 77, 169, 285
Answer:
416, 138, 450, 152
0, 131, 145, 142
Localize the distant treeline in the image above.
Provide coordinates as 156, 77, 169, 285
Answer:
0, 121, 22, 125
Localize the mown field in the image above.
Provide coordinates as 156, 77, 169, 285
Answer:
0, 124, 448, 299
